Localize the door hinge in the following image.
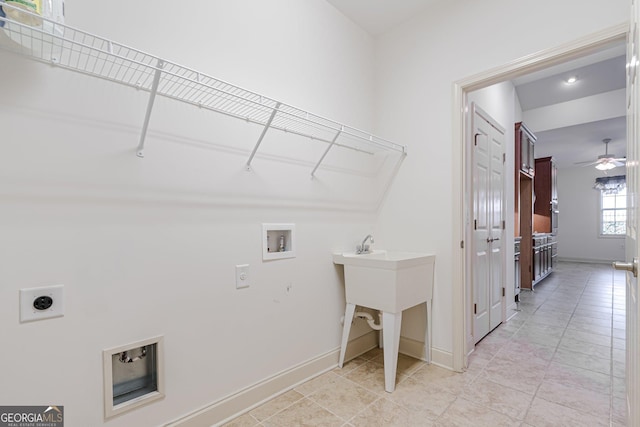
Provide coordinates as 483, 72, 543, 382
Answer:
502, 220, 505, 230
474, 219, 477, 230
474, 303, 477, 314
502, 287, 505, 297
460, 240, 464, 249
503, 153, 506, 163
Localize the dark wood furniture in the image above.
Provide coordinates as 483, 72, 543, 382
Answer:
532, 156, 558, 285
534, 156, 558, 234
515, 122, 536, 290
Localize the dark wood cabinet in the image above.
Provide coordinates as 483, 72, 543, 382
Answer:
514, 237, 521, 300
533, 233, 555, 286
534, 156, 558, 234
514, 122, 535, 290
530, 157, 558, 286
515, 127, 559, 291
516, 122, 536, 177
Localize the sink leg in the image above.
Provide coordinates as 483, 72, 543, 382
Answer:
382, 311, 402, 393
378, 311, 384, 349
425, 300, 432, 364
338, 303, 356, 368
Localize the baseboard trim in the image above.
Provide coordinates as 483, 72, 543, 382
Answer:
506, 302, 519, 321
398, 336, 426, 361
165, 332, 378, 427
398, 336, 453, 370
557, 257, 616, 265
431, 347, 453, 369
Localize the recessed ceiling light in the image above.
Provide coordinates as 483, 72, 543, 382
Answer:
565, 76, 578, 85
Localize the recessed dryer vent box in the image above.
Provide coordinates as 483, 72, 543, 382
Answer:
103, 336, 164, 419
263, 223, 296, 260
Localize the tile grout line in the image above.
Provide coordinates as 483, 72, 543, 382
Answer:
609, 266, 615, 427
524, 270, 588, 422
516, 266, 621, 423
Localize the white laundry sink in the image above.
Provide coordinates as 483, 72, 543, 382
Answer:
333, 250, 435, 392
332, 250, 435, 313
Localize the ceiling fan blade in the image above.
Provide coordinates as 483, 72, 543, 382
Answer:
574, 160, 599, 165
612, 160, 625, 167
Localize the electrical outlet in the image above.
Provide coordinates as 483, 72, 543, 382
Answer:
235, 264, 250, 289
20, 284, 64, 322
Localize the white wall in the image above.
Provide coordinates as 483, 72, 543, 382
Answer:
557, 166, 626, 262
0, 1, 394, 426
373, 0, 628, 361
524, 89, 626, 132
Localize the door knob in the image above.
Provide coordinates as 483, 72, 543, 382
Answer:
613, 258, 638, 277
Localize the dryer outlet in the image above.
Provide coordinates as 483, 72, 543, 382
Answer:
20, 284, 64, 322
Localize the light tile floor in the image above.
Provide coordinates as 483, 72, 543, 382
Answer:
223, 262, 627, 427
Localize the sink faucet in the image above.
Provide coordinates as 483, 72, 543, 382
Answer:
356, 234, 374, 254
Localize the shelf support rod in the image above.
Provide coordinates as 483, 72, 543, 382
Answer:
311, 127, 343, 177
136, 59, 165, 158
246, 102, 281, 170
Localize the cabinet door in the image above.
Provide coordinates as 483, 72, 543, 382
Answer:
551, 160, 558, 201
514, 257, 520, 296
533, 244, 540, 281
518, 127, 536, 175
520, 130, 529, 172
528, 139, 535, 175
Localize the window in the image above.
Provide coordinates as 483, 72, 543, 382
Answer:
600, 187, 626, 236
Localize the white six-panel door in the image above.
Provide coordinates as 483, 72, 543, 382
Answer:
472, 104, 505, 343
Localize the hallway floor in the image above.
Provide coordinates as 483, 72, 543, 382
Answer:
223, 262, 627, 426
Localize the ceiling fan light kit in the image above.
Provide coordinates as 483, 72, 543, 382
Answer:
595, 161, 616, 171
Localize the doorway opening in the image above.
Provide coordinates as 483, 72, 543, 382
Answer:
452, 24, 628, 371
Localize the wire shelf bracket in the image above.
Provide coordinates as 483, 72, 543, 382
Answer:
311, 127, 343, 178
0, 3, 407, 174
246, 102, 281, 171
136, 59, 164, 158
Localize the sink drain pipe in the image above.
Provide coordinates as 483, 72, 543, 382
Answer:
354, 311, 382, 330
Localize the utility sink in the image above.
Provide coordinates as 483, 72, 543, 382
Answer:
332, 250, 435, 313
333, 250, 431, 268
333, 250, 435, 392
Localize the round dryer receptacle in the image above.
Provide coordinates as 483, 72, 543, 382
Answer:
33, 296, 53, 311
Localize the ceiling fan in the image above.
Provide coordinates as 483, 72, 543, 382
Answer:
574, 138, 626, 171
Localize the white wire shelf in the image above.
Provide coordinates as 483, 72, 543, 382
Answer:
0, 3, 406, 175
